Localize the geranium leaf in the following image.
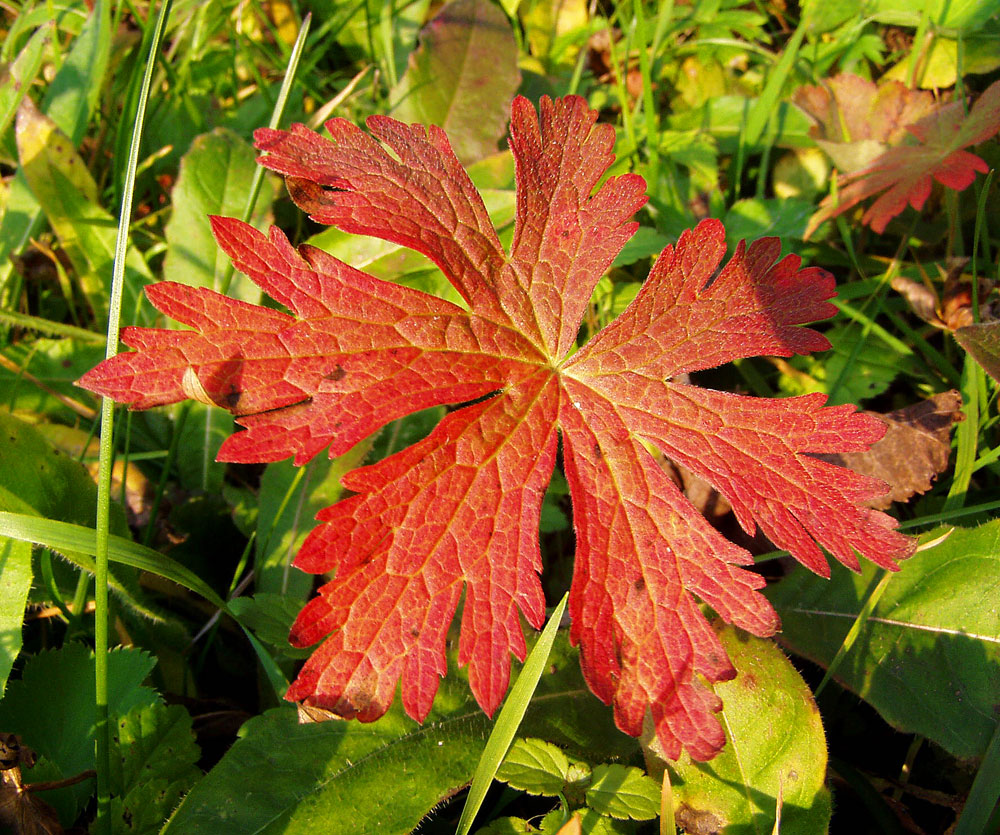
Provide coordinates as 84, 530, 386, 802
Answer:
79, 95, 914, 761
805, 79, 1000, 236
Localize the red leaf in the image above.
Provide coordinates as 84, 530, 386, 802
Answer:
806, 80, 1000, 237
79, 96, 914, 761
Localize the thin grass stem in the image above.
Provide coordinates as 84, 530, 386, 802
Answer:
92, 1, 172, 829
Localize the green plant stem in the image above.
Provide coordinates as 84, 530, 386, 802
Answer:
93, 2, 172, 830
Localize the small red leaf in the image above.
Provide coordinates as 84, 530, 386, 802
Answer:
805, 79, 1000, 236
79, 95, 915, 760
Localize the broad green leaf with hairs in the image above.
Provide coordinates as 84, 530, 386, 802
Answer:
646, 624, 831, 835
391, 0, 521, 165
768, 524, 1000, 759
108, 703, 201, 835
0, 643, 158, 825
162, 629, 630, 834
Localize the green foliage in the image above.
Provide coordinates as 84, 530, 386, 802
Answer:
652, 625, 831, 835
390, 0, 521, 165
163, 633, 629, 834
1, 0, 999, 830
0, 643, 159, 824
769, 524, 1000, 759
109, 703, 202, 835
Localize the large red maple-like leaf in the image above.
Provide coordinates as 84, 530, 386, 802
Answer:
80, 96, 914, 760
805, 80, 1000, 237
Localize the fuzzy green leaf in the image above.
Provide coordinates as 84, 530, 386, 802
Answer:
109, 703, 201, 835
497, 737, 573, 797
768, 523, 1000, 759
585, 765, 659, 821
651, 625, 831, 835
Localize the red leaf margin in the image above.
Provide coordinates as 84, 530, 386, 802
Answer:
79, 95, 915, 761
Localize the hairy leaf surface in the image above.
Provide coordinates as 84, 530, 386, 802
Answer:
80, 96, 913, 760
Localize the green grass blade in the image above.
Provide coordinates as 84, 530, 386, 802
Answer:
944, 353, 982, 513
0, 309, 106, 343
93, 1, 172, 829
456, 592, 569, 835
0, 512, 224, 608
732, 15, 806, 194
0, 511, 288, 699
953, 719, 1000, 835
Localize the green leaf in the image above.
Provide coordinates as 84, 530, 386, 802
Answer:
585, 765, 659, 821
539, 808, 634, 834
109, 703, 201, 835
0, 338, 105, 420
477, 817, 539, 834
0, 412, 118, 527
721, 198, 815, 249
768, 524, 1000, 759
164, 127, 274, 303
955, 321, 1000, 385
0, 20, 54, 140
162, 632, 632, 834
651, 625, 830, 835
665, 97, 813, 153
227, 593, 310, 658
335, 0, 430, 87
256, 440, 371, 600
0, 413, 160, 621
391, 0, 521, 165
778, 323, 921, 405
41, 0, 110, 144
0, 538, 31, 697
497, 738, 573, 796
867, 0, 1000, 34
611, 227, 670, 268
0, 643, 158, 824
16, 99, 153, 326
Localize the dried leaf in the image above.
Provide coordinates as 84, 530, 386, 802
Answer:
816, 391, 964, 509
